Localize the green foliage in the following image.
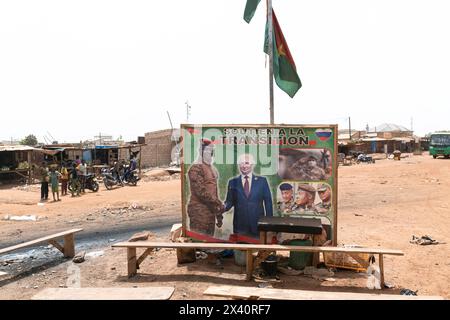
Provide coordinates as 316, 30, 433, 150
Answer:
20, 134, 38, 146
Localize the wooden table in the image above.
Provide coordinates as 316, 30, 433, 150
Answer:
258, 216, 324, 265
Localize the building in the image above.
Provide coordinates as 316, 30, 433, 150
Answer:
141, 129, 181, 168
338, 123, 416, 154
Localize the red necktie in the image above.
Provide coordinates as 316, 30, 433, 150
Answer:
244, 175, 250, 198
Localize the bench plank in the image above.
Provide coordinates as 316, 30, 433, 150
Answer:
32, 287, 174, 300
112, 241, 404, 256
0, 228, 83, 255
204, 286, 444, 300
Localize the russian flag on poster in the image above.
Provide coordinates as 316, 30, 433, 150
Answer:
315, 129, 333, 141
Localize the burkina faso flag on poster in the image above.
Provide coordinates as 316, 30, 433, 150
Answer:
264, 10, 302, 98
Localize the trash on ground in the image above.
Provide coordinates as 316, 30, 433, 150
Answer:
400, 288, 418, 296
304, 266, 335, 278
277, 266, 303, 276
410, 235, 441, 245
85, 250, 104, 258
170, 223, 182, 242
366, 264, 381, 290
196, 251, 208, 260
3, 215, 37, 221
72, 251, 86, 263
128, 231, 152, 242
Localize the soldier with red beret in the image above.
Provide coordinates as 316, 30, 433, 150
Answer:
187, 139, 224, 236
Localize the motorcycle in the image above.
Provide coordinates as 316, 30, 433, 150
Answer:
102, 168, 124, 190
123, 168, 140, 186
84, 173, 99, 192
356, 153, 375, 164
68, 172, 99, 193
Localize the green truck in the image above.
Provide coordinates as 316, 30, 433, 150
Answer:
429, 132, 450, 159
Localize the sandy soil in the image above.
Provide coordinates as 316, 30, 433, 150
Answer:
0, 154, 449, 299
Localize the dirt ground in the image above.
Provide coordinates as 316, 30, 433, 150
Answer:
0, 154, 449, 299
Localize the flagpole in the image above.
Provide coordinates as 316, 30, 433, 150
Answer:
267, 0, 274, 124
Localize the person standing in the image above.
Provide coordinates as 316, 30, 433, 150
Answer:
49, 166, 62, 202
187, 139, 224, 236
70, 163, 81, 197
38, 162, 49, 201
223, 153, 273, 239
60, 163, 69, 196
77, 160, 87, 193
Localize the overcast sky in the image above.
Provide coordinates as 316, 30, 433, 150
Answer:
1, 0, 449, 143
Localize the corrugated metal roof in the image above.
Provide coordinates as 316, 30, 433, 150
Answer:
0, 145, 36, 152
369, 123, 411, 132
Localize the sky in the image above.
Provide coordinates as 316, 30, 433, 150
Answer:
1, 0, 449, 143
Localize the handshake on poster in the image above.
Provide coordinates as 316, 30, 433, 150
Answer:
214, 200, 226, 228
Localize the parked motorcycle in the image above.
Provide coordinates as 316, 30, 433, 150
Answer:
102, 168, 124, 190
68, 172, 99, 193
123, 168, 140, 186
84, 173, 99, 192
356, 153, 375, 164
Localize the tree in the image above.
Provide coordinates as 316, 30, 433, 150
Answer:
21, 134, 38, 146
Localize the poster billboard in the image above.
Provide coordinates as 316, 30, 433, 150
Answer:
181, 124, 337, 245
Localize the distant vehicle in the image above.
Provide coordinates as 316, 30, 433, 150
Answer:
101, 167, 124, 190
429, 132, 450, 159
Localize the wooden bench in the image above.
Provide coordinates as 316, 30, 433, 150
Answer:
112, 241, 403, 287
0, 228, 83, 258
204, 285, 444, 300
32, 287, 174, 300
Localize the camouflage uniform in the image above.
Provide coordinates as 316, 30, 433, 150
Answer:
315, 184, 331, 214
187, 163, 223, 236
277, 198, 296, 214
290, 157, 327, 181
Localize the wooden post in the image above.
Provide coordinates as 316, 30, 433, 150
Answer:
268, 0, 274, 124
379, 254, 385, 288
63, 234, 75, 258
139, 145, 142, 176
246, 250, 254, 281
27, 150, 32, 184
312, 234, 320, 267
127, 247, 137, 277
259, 231, 267, 244
155, 144, 159, 167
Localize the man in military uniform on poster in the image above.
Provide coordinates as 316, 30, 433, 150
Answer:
315, 183, 332, 214
292, 184, 317, 213
277, 183, 296, 215
290, 155, 327, 181
187, 139, 224, 236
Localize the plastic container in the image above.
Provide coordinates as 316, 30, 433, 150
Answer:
288, 239, 313, 270
233, 250, 246, 266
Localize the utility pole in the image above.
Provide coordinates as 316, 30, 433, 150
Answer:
268, 0, 274, 124
185, 101, 191, 122
348, 117, 352, 141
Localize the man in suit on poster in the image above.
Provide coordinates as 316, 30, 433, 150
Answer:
222, 153, 273, 239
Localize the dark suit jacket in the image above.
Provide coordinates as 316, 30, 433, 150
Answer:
224, 175, 273, 238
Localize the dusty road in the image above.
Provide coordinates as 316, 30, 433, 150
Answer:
0, 155, 449, 299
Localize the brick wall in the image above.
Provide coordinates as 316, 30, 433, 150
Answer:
141, 129, 176, 168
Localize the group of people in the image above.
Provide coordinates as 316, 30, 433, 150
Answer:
277, 182, 331, 215
37, 158, 88, 202
111, 155, 138, 184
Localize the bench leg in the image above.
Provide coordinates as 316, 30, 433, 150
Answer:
312, 235, 320, 267
379, 254, 384, 289
63, 234, 75, 258
128, 248, 137, 277
259, 231, 267, 244
246, 250, 254, 281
